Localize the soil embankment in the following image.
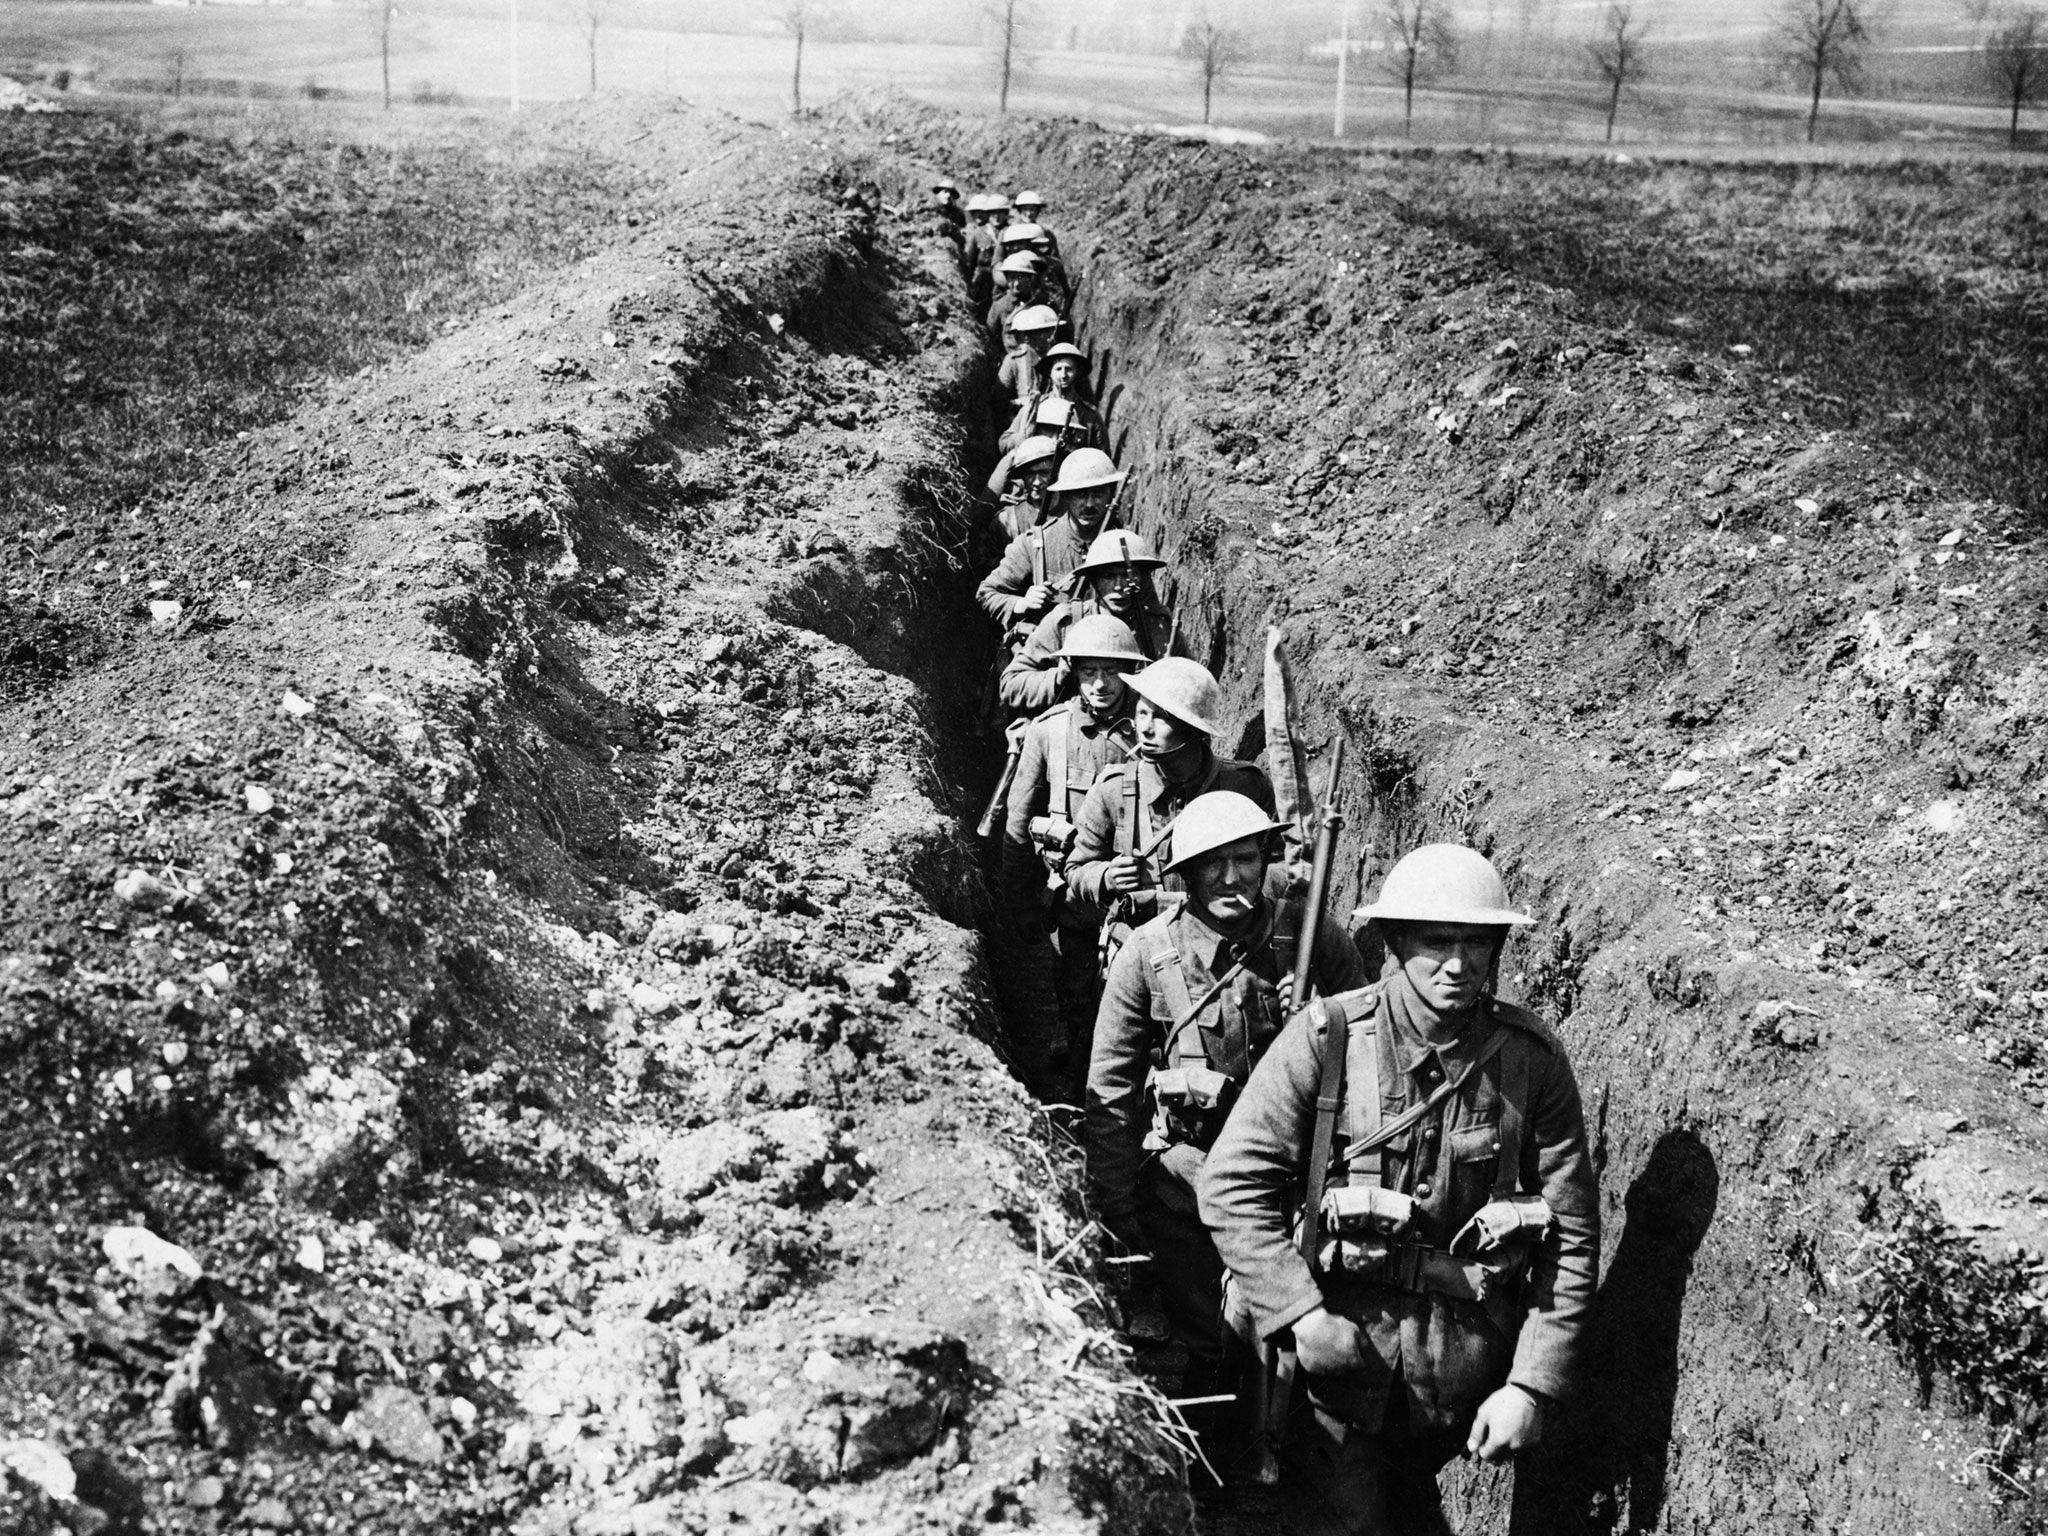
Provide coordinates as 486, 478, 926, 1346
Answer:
2, 103, 1187, 1535
844, 100, 2048, 1532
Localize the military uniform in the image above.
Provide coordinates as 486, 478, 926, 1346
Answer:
998, 392, 1103, 457
1199, 980, 1599, 1536
999, 595, 1172, 716
1089, 901, 1366, 1385
974, 514, 1103, 651
1002, 694, 1137, 1071
1065, 753, 1275, 935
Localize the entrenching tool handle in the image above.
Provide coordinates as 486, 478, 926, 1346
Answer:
976, 732, 1025, 840
1288, 736, 1348, 1013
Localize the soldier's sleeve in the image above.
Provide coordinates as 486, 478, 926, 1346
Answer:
987, 447, 1017, 498
1063, 772, 1121, 907
1506, 1036, 1600, 1405
1197, 1006, 1328, 1339
1000, 723, 1052, 920
975, 535, 1031, 624
1083, 939, 1156, 1244
997, 397, 1035, 455
998, 611, 1066, 713
1313, 912, 1369, 996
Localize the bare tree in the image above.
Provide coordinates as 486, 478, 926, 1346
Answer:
367, 0, 399, 109
1773, 0, 1873, 143
781, 0, 811, 114
1587, 1, 1649, 142
1382, 0, 1459, 136
563, 0, 613, 95
1181, 18, 1249, 124
988, 0, 1033, 114
1982, 7, 2046, 147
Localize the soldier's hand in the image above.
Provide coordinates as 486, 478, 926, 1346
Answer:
1466, 1384, 1545, 1463
1101, 855, 1143, 895
1016, 583, 1053, 616
1290, 1307, 1364, 1377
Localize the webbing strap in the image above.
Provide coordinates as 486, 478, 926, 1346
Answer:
1336, 1024, 1512, 1175
1028, 527, 1047, 589
1048, 704, 1073, 819
1346, 1015, 1384, 1186
1492, 1017, 1529, 1200
1296, 997, 1352, 1267
1149, 945, 1197, 1031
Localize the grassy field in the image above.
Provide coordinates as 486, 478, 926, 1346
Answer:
5, 0, 2044, 150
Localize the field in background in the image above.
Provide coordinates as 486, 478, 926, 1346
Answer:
4, 0, 2044, 151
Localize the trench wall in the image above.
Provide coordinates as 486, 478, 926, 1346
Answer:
841, 99, 2046, 1534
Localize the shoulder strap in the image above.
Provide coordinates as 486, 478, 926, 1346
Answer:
1296, 998, 1352, 1266
1028, 527, 1047, 588
1117, 758, 1140, 857
1048, 706, 1073, 817
1346, 1007, 1384, 1186
1147, 943, 1199, 1053
1491, 1016, 1530, 1199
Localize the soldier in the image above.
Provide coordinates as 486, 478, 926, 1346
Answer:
1199, 844, 1600, 1536
1000, 529, 1173, 714
1087, 790, 1367, 1464
976, 447, 1127, 655
1011, 188, 1061, 260
965, 192, 1010, 310
986, 433, 1062, 542
998, 343, 1102, 454
1001, 614, 1149, 1083
930, 177, 966, 231
1065, 657, 1275, 978
998, 222, 1071, 314
986, 250, 1046, 351
996, 305, 1062, 419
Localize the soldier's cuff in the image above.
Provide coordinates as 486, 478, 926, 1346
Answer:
1507, 1359, 1573, 1406
1258, 1284, 1325, 1343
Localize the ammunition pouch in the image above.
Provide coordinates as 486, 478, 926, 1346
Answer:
1029, 814, 1077, 860
1450, 1195, 1555, 1257
1320, 1184, 1416, 1240
1147, 1064, 1235, 1151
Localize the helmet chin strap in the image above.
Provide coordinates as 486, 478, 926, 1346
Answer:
1137, 733, 1202, 767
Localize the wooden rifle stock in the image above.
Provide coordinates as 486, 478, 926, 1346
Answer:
976, 727, 1026, 840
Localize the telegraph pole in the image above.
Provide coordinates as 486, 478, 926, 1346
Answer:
509, 0, 521, 112
1333, 0, 1350, 137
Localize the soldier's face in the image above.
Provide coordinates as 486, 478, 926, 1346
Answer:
1186, 838, 1266, 927
1066, 487, 1112, 535
1134, 698, 1197, 757
1389, 923, 1501, 1016
1073, 661, 1126, 714
1091, 568, 1141, 617
1050, 359, 1081, 393
1020, 464, 1054, 501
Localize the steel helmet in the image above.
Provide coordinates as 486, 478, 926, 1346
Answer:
932, 177, 958, 192
965, 192, 993, 214
998, 251, 1044, 277
998, 221, 1046, 246
1048, 447, 1127, 495
1034, 397, 1077, 429
1126, 657, 1223, 739
987, 193, 1013, 211
1353, 844, 1533, 927
1164, 791, 1284, 874
1013, 188, 1047, 209
1073, 528, 1165, 579
1009, 434, 1060, 470
1010, 304, 1060, 335
1057, 613, 1148, 666
1042, 342, 1089, 368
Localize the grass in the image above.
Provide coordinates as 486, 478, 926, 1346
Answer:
1369, 153, 2048, 517
0, 99, 640, 696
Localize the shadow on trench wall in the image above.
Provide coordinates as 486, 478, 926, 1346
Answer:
1511, 1128, 1722, 1535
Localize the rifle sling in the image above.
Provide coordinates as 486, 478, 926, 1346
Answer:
1295, 997, 1351, 1266
1336, 1020, 1511, 1173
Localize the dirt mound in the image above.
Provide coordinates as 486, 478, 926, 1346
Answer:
1, 100, 1187, 1536
841, 96, 2048, 1531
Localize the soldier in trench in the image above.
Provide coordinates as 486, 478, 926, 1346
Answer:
994, 305, 1063, 424
1000, 613, 1148, 1093
1010, 188, 1061, 262
998, 528, 1174, 716
1086, 789, 1366, 1473
963, 192, 1009, 310
985, 432, 1062, 543
975, 447, 1129, 659
1198, 844, 1599, 1536
929, 176, 965, 233
998, 343, 1102, 456
997, 221, 1071, 316
986, 250, 1049, 352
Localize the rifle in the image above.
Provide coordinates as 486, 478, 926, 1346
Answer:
1249, 735, 1347, 1483
976, 721, 1028, 840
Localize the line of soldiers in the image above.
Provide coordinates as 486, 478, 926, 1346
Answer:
939, 174, 1600, 1536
